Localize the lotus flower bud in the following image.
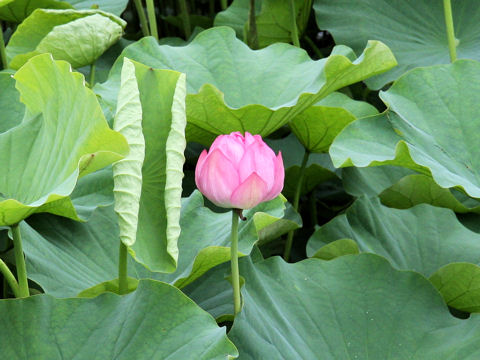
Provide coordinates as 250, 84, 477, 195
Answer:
195, 132, 284, 209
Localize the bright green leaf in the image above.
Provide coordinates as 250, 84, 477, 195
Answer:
0, 280, 238, 359
96, 26, 396, 145
0, 54, 127, 226
112, 58, 145, 247
311, 238, 359, 260
331, 61, 480, 198
290, 92, 378, 153
307, 197, 480, 277
380, 174, 480, 214
228, 254, 480, 359
0, 0, 72, 22
6, 9, 125, 69
430, 263, 480, 313
77, 277, 139, 297
313, 0, 480, 89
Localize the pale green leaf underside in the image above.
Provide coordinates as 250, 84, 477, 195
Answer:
313, 0, 480, 89
331, 61, 480, 198
0, 280, 238, 359
112, 58, 145, 247
307, 197, 480, 277
6, 9, 125, 69
0, 54, 127, 226
126, 61, 186, 273
96, 26, 396, 145
228, 254, 480, 359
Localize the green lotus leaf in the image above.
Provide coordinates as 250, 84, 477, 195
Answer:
307, 197, 480, 277
310, 238, 359, 260
0, 54, 127, 226
77, 277, 139, 297
0, 72, 24, 133
64, 0, 129, 16
430, 263, 480, 313
313, 0, 480, 89
331, 61, 480, 198
112, 58, 145, 247
290, 91, 378, 153
214, 0, 311, 48
95, 26, 396, 145
267, 133, 338, 199
125, 61, 186, 273
380, 174, 480, 214
214, 0, 260, 38
6, 9, 125, 69
21, 191, 293, 297
0, 280, 238, 359
228, 254, 480, 359
70, 167, 114, 220
0, 0, 72, 22
342, 166, 416, 197
0, 0, 14, 7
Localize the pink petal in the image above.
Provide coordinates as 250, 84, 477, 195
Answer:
264, 152, 285, 201
197, 149, 240, 208
210, 133, 245, 165
238, 141, 276, 190
230, 172, 269, 209
195, 150, 208, 187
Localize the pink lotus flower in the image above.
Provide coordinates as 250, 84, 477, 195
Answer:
195, 132, 284, 209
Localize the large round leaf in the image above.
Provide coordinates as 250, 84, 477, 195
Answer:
0, 72, 24, 133
64, 0, 129, 16
96, 26, 396, 145
6, 9, 125, 69
228, 254, 480, 359
0, 54, 127, 226
21, 191, 294, 297
214, 0, 311, 48
307, 197, 480, 277
0, 280, 238, 359
331, 60, 480, 198
380, 174, 480, 214
290, 91, 378, 153
313, 0, 480, 89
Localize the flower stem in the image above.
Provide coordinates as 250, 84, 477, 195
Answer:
247, 0, 258, 49
303, 34, 323, 59
0, 22, 8, 70
11, 224, 29, 297
146, 0, 158, 41
220, 0, 228, 10
133, 0, 150, 37
289, 0, 300, 47
0, 258, 20, 298
283, 149, 310, 261
89, 62, 96, 88
118, 242, 128, 295
230, 210, 241, 316
443, 0, 457, 62
179, 0, 191, 39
